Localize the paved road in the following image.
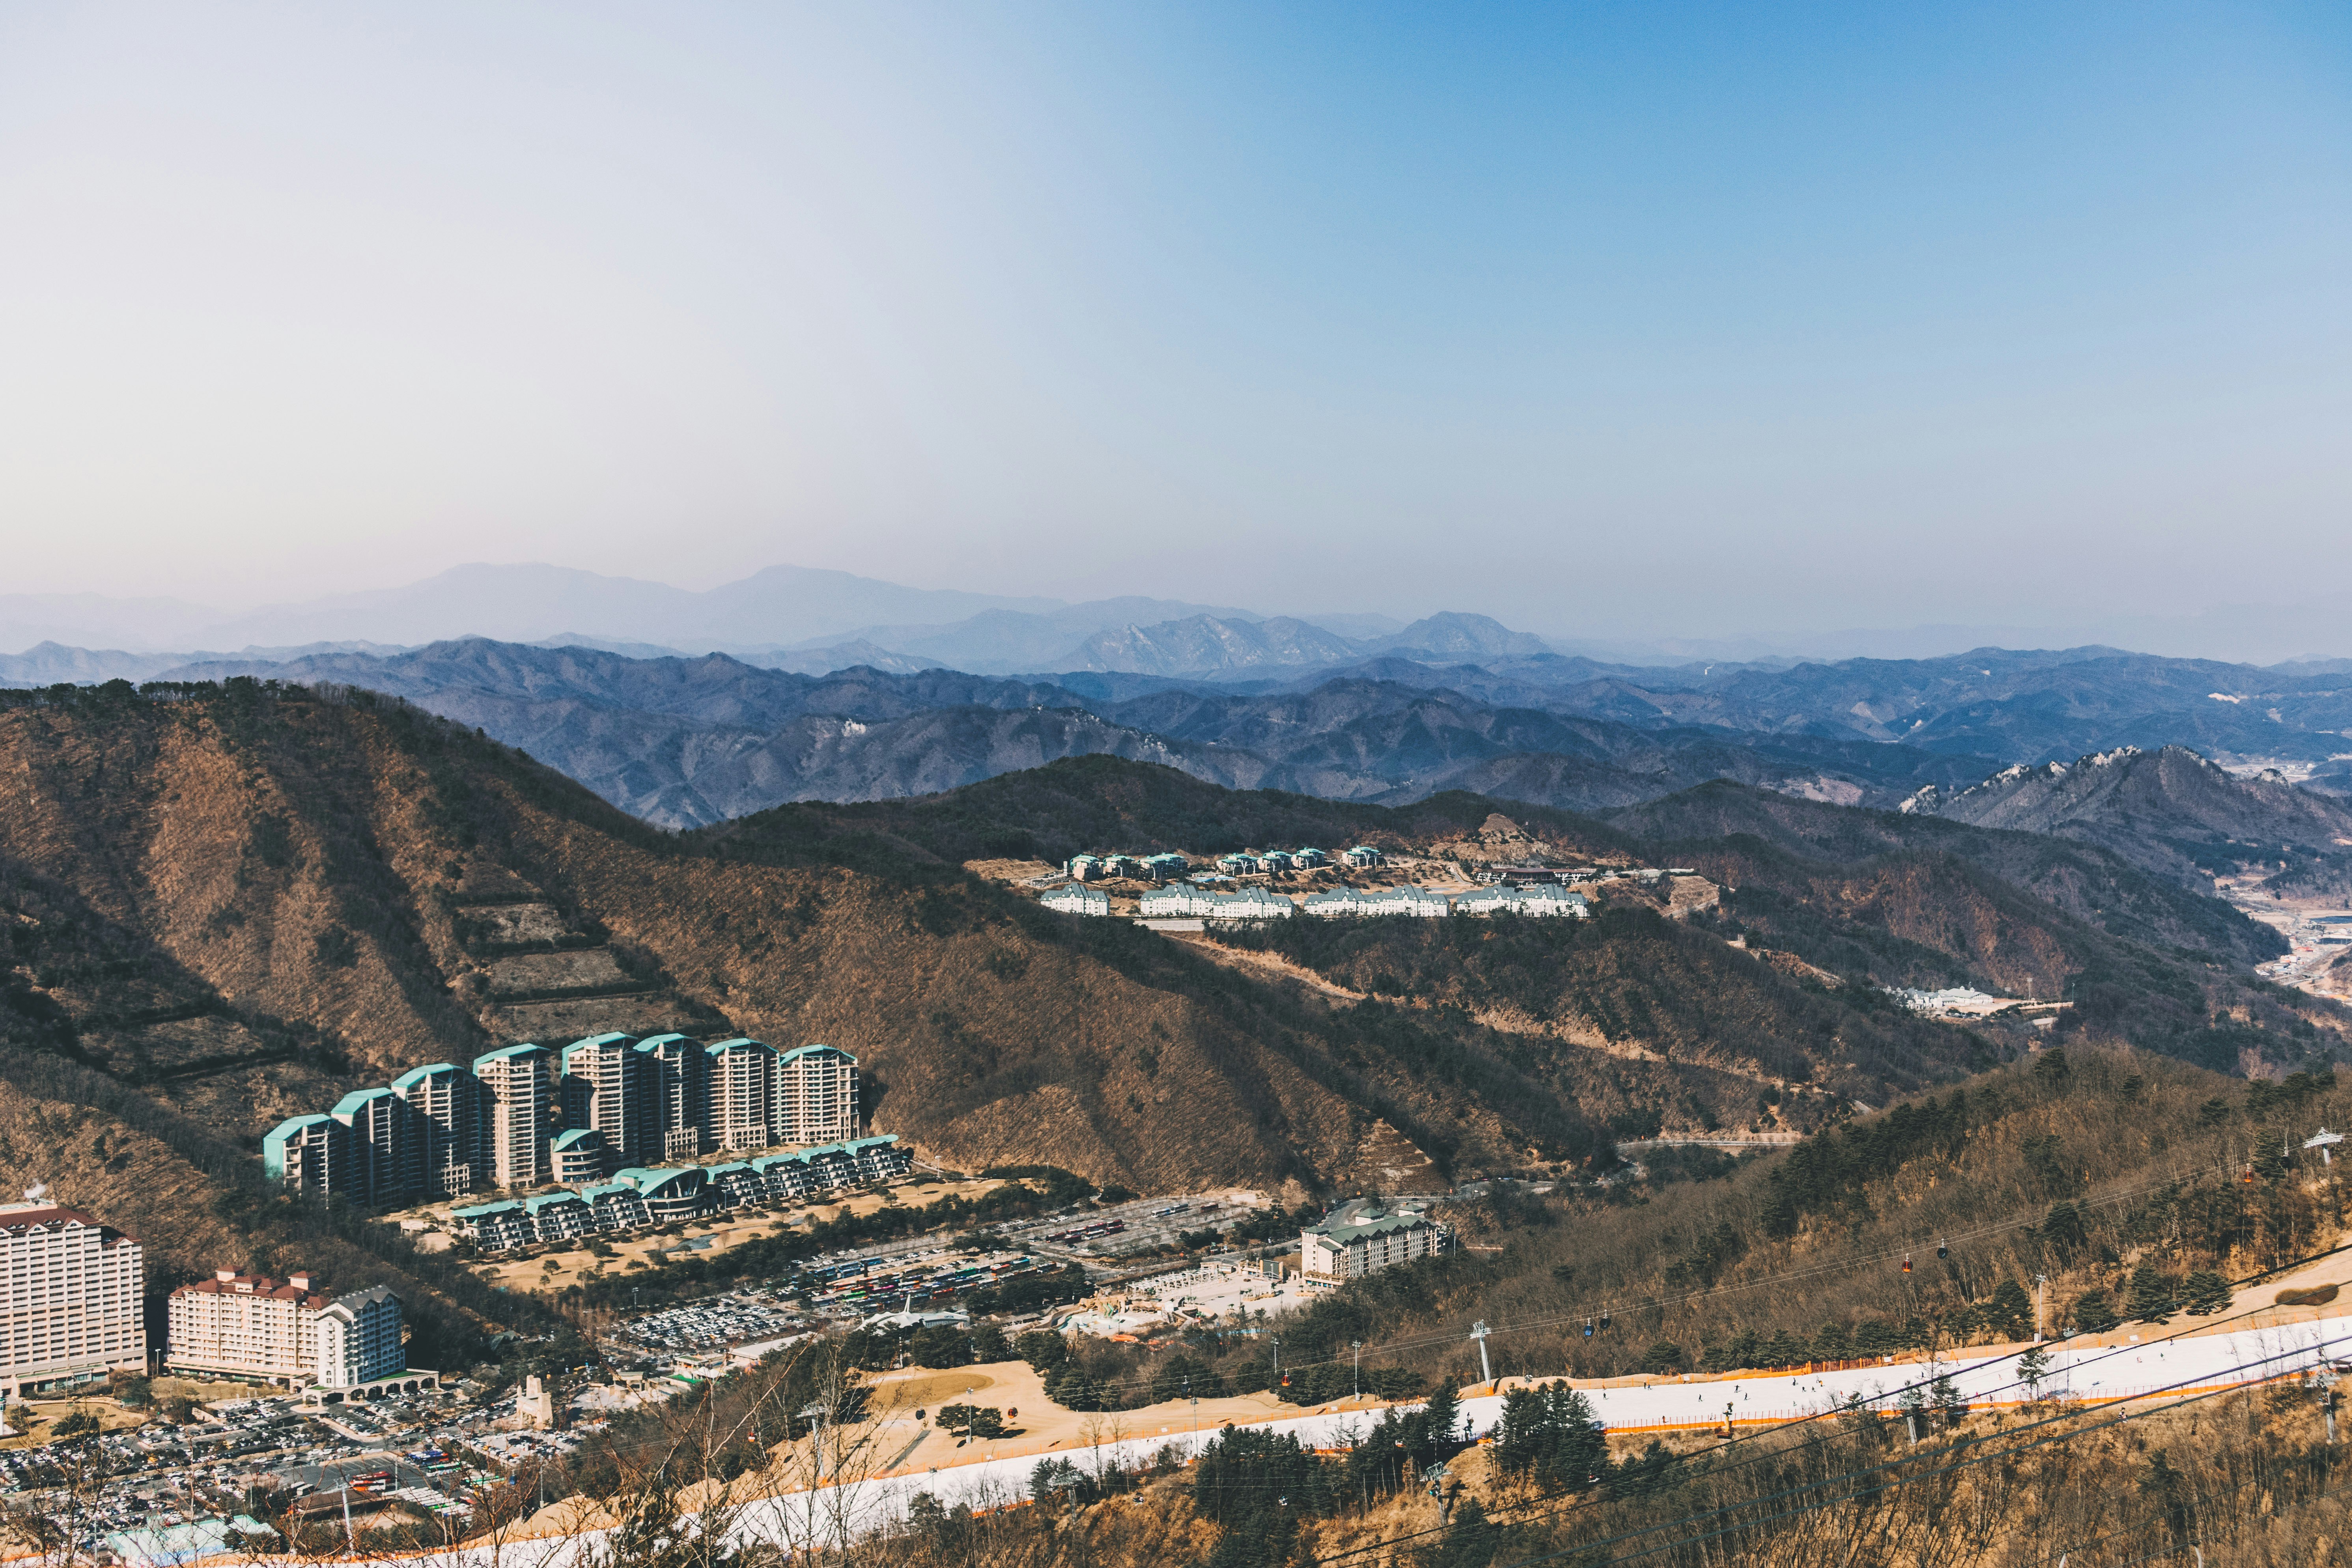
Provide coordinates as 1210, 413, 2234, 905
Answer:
276, 1453, 440, 1495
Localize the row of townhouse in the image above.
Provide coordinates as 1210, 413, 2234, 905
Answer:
1136, 885, 1296, 921
1039, 885, 1111, 917
1213, 846, 1344, 874
1300, 886, 1452, 918
448, 1135, 913, 1251
1065, 851, 1192, 883
263, 1033, 863, 1205
1454, 884, 1590, 917
1301, 884, 1589, 918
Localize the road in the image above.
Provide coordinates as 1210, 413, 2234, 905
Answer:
276, 1452, 441, 1496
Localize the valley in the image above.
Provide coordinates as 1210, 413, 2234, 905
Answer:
6, 673, 2352, 1567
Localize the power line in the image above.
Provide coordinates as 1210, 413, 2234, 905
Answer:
1492, 1327, 2352, 1568
1306, 1238, 2352, 1565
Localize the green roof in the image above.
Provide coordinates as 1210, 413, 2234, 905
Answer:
562, 1032, 635, 1068
1306, 1210, 1435, 1246
614, 1167, 704, 1197
704, 1036, 772, 1057
390, 1063, 463, 1091
472, 1043, 549, 1068
777, 1043, 855, 1066
550, 1129, 603, 1150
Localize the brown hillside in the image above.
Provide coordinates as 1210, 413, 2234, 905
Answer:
0, 686, 1622, 1195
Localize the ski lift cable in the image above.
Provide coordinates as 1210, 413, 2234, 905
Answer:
1321, 1306, 2349, 1568
1076, 1150, 2273, 1405
1307, 1241, 2352, 1566
1480, 1325, 2352, 1568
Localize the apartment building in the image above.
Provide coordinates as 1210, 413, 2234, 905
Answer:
774, 1045, 859, 1146
392, 1063, 485, 1196
706, 1038, 777, 1152
0, 1203, 146, 1398
472, 1043, 554, 1189
560, 1032, 654, 1169
166, 1269, 411, 1392
638, 1033, 710, 1161
262, 1115, 347, 1197
332, 1088, 426, 1203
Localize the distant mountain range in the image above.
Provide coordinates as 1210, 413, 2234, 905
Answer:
0, 563, 1266, 668
1904, 744, 2352, 899
59, 635, 2329, 913
11, 562, 2352, 917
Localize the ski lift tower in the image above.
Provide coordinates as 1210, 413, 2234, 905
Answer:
2307, 1128, 2346, 1166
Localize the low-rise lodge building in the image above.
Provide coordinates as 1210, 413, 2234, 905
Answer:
1300, 1205, 1449, 1289
1041, 885, 1111, 916
448, 1133, 915, 1251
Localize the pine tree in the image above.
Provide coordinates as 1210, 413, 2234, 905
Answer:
1417, 1380, 1463, 1462
2073, 1288, 2121, 1333
2126, 1265, 2176, 1324
1640, 1341, 1686, 1375
1988, 1279, 2034, 1339
2018, 1345, 2051, 1399
2181, 1269, 2231, 1316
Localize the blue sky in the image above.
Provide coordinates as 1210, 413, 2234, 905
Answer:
2, 3, 2347, 644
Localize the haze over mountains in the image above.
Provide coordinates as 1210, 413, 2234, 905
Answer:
9, 565, 2352, 910
16, 560, 2352, 671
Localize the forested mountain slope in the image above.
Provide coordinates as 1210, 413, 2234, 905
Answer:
0, 685, 2092, 1231
4, 682, 2348, 1376
1908, 744, 2352, 898
1605, 780, 2288, 966
1249, 1049, 2352, 1407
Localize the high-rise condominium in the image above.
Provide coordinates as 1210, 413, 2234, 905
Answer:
472, 1044, 554, 1189
560, 1032, 655, 1169
392, 1062, 486, 1196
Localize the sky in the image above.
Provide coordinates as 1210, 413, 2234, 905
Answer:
3, 3, 2350, 645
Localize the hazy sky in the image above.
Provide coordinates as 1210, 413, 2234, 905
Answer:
4, 3, 2349, 638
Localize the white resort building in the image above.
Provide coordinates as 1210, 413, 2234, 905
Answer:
0, 1202, 146, 1399
164, 1269, 424, 1400
1300, 1204, 1450, 1289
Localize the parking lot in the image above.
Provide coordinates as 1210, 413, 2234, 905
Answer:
1005, 1190, 1270, 1261
612, 1295, 796, 1351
